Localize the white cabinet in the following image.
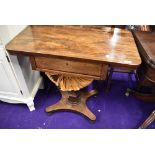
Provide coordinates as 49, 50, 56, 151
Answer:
0, 45, 22, 98
0, 25, 43, 111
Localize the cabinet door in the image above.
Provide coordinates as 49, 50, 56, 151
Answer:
0, 45, 22, 98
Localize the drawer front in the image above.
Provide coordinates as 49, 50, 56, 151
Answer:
34, 56, 105, 78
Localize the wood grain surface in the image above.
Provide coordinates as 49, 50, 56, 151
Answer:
6, 26, 141, 69
35, 56, 103, 77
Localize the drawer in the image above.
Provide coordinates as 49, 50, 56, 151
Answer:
33, 56, 107, 79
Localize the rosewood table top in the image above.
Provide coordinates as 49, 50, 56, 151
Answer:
6, 25, 141, 69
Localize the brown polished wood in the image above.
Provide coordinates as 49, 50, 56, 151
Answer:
45, 72, 94, 91
128, 30, 155, 102
46, 90, 98, 121
139, 111, 155, 129
6, 26, 141, 69
34, 56, 105, 79
6, 26, 141, 120
30, 56, 36, 70
133, 31, 155, 83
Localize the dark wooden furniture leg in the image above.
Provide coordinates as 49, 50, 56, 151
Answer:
106, 66, 136, 92
46, 89, 98, 121
126, 88, 155, 102
106, 67, 114, 92
139, 111, 155, 129
126, 76, 155, 102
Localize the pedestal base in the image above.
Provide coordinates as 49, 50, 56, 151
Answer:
46, 89, 98, 121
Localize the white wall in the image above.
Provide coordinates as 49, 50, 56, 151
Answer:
0, 25, 27, 45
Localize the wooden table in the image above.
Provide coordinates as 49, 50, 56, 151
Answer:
6, 26, 141, 120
